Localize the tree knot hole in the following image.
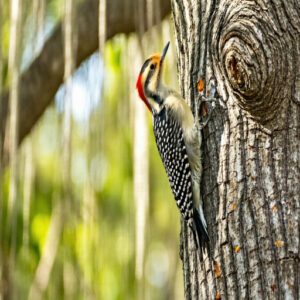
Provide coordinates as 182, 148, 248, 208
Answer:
227, 55, 245, 89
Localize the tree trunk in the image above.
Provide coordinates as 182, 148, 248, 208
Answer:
171, 0, 300, 299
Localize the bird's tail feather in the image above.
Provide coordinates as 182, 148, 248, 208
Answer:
190, 208, 209, 253
194, 208, 209, 244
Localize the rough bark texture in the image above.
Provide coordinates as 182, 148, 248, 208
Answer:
0, 0, 171, 162
172, 0, 300, 299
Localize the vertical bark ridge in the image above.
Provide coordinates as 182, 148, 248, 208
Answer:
298, 216, 300, 300
253, 128, 285, 297
204, 108, 227, 299
199, 0, 216, 82
243, 117, 267, 298
200, 111, 221, 297
199, 251, 208, 299
182, 0, 193, 108
253, 130, 281, 299
191, 245, 199, 299
284, 101, 300, 255
181, 222, 192, 299
172, 0, 187, 98
231, 116, 250, 299
203, 258, 213, 299
236, 176, 250, 300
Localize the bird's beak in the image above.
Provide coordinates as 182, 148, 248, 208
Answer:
161, 41, 170, 62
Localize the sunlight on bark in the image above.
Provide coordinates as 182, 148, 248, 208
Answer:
22, 140, 34, 252
0, 1, 3, 298
22, 0, 43, 260
96, 1, 106, 295
36, 0, 45, 49
7, 2, 22, 297
98, 0, 106, 54
62, 0, 76, 297
0, 0, 2, 219
28, 199, 63, 300
146, 0, 153, 50
132, 37, 149, 299
133, 3, 149, 293
62, 0, 74, 188
7, 0, 22, 253
32, 0, 45, 55
82, 183, 94, 297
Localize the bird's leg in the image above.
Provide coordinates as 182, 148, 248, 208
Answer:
198, 104, 213, 129
195, 96, 215, 130
196, 80, 222, 129
194, 95, 203, 132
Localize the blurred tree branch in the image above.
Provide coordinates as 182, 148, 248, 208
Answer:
0, 0, 171, 162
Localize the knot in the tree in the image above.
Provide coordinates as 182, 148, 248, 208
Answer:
213, 2, 295, 124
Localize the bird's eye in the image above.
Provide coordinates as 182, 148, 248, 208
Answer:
150, 63, 155, 70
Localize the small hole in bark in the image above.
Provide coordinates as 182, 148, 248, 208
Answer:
271, 284, 277, 292
180, 43, 184, 54
228, 56, 239, 81
200, 102, 208, 117
228, 56, 245, 88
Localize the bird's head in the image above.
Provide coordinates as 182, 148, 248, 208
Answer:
136, 42, 170, 112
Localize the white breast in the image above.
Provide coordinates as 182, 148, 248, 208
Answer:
164, 93, 195, 140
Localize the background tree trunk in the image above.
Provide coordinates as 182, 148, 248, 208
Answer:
171, 0, 300, 299
0, 0, 171, 163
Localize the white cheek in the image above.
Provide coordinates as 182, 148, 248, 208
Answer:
148, 69, 159, 91
148, 80, 155, 91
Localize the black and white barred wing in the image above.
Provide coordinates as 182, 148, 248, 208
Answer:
153, 109, 193, 221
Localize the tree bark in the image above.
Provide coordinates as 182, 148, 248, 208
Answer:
0, 0, 171, 162
172, 0, 300, 299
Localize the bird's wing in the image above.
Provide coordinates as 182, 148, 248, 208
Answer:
153, 108, 194, 221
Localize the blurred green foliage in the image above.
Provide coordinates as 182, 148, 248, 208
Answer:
0, 1, 183, 299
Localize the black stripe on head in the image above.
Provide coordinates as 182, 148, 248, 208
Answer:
139, 58, 151, 75
145, 75, 163, 106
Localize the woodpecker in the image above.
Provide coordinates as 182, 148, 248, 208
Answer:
136, 42, 209, 249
